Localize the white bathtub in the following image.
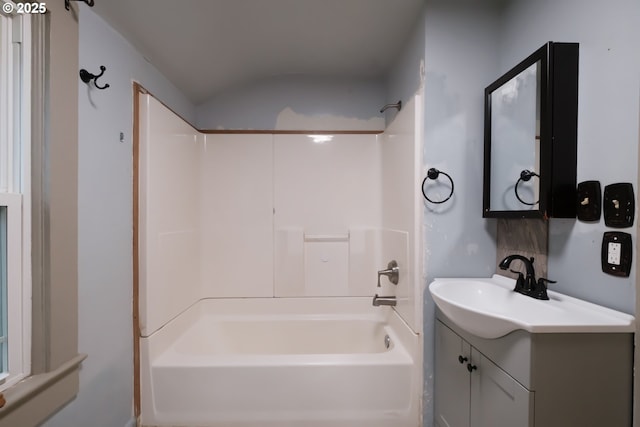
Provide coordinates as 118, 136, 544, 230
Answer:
140, 297, 420, 427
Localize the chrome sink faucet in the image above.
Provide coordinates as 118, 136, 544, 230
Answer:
498, 254, 555, 300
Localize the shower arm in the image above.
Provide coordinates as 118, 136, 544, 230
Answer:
379, 100, 402, 114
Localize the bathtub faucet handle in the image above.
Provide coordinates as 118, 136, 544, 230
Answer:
377, 260, 399, 287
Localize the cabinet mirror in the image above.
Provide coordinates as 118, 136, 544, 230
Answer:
483, 42, 579, 219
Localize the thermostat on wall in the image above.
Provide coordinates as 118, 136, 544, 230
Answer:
601, 232, 632, 277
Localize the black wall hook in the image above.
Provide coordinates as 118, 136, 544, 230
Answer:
65, 0, 95, 11
79, 65, 110, 90
422, 168, 455, 204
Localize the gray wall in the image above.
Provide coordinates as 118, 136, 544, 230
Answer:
195, 75, 386, 130
385, 7, 426, 124
497, 0, 640, 315
39, 1, 640, 427
400, 1, 640, 426
40, 6, 195, 427
418, 2, 503, 425
419, 0, 639, 425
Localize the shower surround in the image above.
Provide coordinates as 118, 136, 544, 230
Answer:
137, 92, 424, 426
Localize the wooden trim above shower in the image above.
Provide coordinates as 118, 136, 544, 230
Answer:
200, 129, 383, 134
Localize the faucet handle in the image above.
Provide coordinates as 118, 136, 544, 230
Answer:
532, 277, 556, 300
511, 271, 526, 292
537, 277, 556, 287
377, 260, 399, 287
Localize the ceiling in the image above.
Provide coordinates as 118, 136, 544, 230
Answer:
92, 0, 424, 105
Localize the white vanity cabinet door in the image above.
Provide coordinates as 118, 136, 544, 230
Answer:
470, 348, 533, 427
435, 320, 533, 427
435, 315, 633, 427
435, 321, 471, 427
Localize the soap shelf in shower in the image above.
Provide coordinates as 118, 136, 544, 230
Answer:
304, 234, 349, 243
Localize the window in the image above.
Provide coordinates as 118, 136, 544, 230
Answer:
0, 205, 7, 375
0, 3, 82, 426
0, 10, 31, 391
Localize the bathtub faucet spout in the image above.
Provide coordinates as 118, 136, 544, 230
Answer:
372, 294, 396, 307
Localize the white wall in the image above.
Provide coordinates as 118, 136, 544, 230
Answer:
201, 134, 275, 298
138, 103, 425, 333
139, 95, 202, 337
40, 7, 195, 427
138, 124, 392, 303
500, 0, 640, 314
272, 134, 385, 298
380, 93, 425, 333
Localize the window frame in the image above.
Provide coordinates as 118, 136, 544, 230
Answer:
0, 194, 28, 388
0, 2, 84, 425
0, 10, 32, 392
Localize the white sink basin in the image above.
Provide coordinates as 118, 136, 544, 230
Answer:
429, 274, 635, 339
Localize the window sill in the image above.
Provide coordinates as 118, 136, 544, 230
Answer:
0, 353, 86, 427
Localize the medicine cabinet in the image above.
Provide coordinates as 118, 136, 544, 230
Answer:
483, 42, 578, 219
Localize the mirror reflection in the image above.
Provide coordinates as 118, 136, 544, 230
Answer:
489, 61, 541, 211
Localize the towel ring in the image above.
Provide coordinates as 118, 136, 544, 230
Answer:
514, 170, 539, 205
422, 168, 454, 204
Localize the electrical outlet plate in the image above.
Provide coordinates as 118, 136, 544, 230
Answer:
601, 232, 632, 277
607, 242, 621, 265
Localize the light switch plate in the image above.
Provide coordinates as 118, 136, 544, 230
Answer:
601, 232, 632, 277
576, 180, 601, 222
603, 183, 635, 228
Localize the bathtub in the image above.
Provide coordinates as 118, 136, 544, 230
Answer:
140, 297, 420, 427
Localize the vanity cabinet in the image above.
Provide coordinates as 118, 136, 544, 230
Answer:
436, 320, 532, 427
435, 314, 633, 427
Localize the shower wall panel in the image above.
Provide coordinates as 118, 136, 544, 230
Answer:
273, 134, 382, 235
140, 94, 422, 332
380, 93, 423, 333
201, 134, 274, 297
139, 95, 202, 336
273, 134, 383, 297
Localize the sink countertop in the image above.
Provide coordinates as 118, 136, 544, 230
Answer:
429, 274, 635, 339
